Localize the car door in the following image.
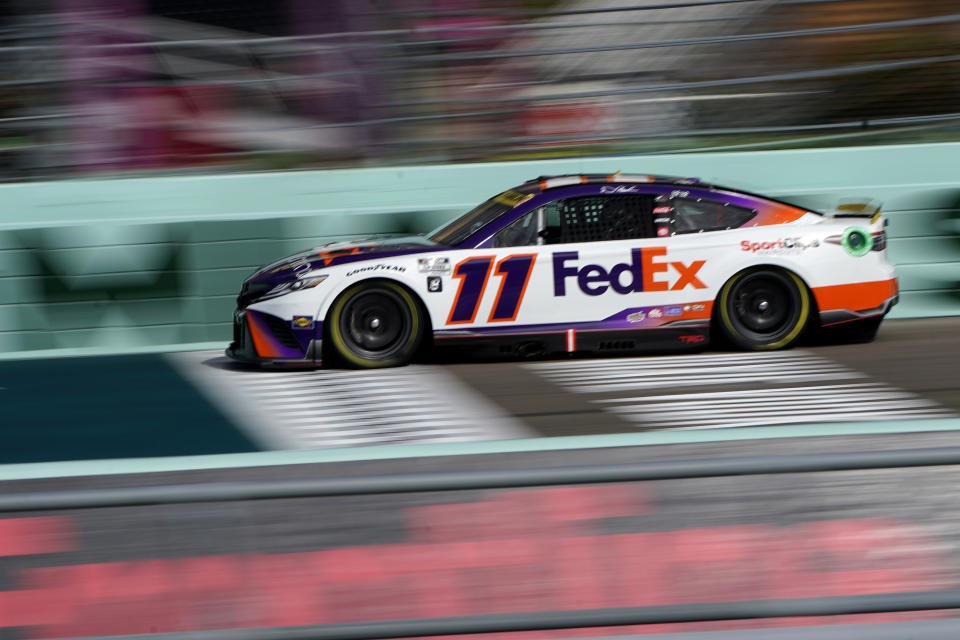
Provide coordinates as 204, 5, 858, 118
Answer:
436, 187, 751, 334
479, 190, 668, 330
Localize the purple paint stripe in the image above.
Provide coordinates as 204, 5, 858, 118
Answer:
435, 316, 708, 338
327, 246, 446, 268
291, 320, 323, 351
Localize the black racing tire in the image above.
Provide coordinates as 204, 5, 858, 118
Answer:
326, 280, 424, 368
716, 268, 812, 351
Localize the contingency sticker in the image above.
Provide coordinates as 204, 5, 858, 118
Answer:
418, 257, 451, 274
291, 315, 315, 329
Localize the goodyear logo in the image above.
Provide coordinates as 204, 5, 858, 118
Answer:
291, 315, 315, 329
553, 247, 706, 296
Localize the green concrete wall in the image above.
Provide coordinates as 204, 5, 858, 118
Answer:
1, 143, 958, 356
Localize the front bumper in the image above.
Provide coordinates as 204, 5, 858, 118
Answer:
227, 308, 322, 368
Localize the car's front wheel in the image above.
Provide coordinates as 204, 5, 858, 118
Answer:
326, 280, 424, 368
717, 268, 811, 350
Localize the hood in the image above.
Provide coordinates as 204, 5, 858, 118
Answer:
246, 235, 441, 286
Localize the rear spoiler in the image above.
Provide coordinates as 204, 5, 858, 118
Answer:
829, 200, 884, 224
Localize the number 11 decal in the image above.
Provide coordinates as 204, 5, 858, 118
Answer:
446, 254, 537, 325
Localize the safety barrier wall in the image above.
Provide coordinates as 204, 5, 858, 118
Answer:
0, 142, 957, 356
3, 445, 960, 638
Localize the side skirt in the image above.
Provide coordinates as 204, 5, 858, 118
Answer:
433, 326, 710, 360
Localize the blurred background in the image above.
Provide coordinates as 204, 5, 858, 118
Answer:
1, 0, 958, 181
2, 3, 960, 639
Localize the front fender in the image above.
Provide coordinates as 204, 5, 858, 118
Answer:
315, 271, 430, 327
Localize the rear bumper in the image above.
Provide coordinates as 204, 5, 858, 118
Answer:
817, 285, 898, 326
814, 277, 898, 326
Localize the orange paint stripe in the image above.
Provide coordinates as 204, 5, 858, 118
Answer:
812, 278, 898, 313
247, 314, 282, 358
686, 300, 713, 320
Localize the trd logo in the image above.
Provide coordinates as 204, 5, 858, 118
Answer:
553, 248, 706, 296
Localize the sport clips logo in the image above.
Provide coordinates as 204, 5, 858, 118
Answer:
553, 247, 706, 296
741, 238, 819, 254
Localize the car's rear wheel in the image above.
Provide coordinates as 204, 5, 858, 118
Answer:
717, 268, 811, 350
326, 280, 424, 368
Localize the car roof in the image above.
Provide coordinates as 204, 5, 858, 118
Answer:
520, 173, 706, 192
514, 173, 820, 217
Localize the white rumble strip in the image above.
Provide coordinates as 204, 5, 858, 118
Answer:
526, 350, 957, 430
167, 351, 531, 449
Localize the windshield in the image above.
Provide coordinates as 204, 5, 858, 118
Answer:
428, 189, 534, 246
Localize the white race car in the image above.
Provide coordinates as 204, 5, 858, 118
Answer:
227, 174, 898, 368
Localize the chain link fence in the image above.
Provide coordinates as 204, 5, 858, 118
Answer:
0, 0, 958, 181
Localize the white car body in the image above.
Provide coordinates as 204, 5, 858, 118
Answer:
228, 175, 898, 367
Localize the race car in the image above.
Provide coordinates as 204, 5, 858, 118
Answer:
227, 174, 898, 368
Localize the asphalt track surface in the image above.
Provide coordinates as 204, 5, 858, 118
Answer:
166, 316, 960, 449
443, 317, 960, 437
0, 317, 957, 464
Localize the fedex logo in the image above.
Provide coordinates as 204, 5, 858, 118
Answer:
553, 247, 706, 296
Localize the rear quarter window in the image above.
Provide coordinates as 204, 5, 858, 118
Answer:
670, 198, 757, 234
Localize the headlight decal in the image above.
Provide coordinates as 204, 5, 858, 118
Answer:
256, 275, 328, 303
290, 275, 328, 291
